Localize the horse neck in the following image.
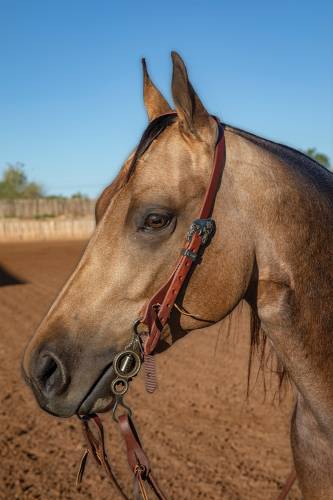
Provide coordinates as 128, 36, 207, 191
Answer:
222, 128, 333, 426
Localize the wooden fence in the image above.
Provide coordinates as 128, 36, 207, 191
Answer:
0, 218, 95, 242
0, 198, 95, 218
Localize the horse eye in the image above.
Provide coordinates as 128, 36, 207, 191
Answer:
144, 213, 171, 230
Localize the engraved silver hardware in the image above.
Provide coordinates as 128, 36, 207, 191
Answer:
181, 248, 198, 261
113, 350, 141, 379
186, 218, 216, 245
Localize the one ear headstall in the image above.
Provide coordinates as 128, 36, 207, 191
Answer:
137, 116, 225, 358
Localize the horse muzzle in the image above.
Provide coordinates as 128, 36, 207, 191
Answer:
23, 331, 142, 418
78, 346, 142, 416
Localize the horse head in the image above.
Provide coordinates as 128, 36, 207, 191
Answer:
23, 53, 249, 417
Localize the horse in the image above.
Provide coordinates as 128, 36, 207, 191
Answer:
23, 52, 333, 499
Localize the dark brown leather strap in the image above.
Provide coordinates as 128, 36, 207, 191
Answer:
141, 119, 225, 355
118, 414, 150, 472
77, 415, 130, 500
197, 120, 225, 219
275, 469, 297, 500
118, 414, 168, 500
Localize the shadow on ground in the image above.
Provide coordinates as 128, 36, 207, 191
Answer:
0, 265, 27, 287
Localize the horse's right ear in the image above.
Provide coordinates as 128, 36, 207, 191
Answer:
171, 51, 211, 137
142, 58, 172, 121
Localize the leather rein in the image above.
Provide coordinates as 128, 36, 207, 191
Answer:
76, 114, 296, 499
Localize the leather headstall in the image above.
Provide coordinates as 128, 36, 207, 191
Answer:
137, 115, 225, 356
77, 115, 225, 500
76, 115, 296, 499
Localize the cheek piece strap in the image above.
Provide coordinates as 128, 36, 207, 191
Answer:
138, 116, 225, 359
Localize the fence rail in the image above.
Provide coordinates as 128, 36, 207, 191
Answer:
0, 218, 94, 242
0, 198, 95, 218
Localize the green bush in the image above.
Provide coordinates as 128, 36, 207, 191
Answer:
0, 163, 44, 199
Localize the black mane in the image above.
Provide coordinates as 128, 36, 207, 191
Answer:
127, 112, 177, 181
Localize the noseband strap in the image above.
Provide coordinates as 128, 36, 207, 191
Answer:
139, 118, 226, 355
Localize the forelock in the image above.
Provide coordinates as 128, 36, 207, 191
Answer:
95, 113, 177, 222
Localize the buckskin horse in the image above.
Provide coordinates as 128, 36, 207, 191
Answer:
23, 52, 333, 499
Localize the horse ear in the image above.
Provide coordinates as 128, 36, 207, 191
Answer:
142, 58, 172, 121
171, 51, 211, 136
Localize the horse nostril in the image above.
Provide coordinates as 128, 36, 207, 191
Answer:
34, 352, 69, 396
40, 356, 57, 391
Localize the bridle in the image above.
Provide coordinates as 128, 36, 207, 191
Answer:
76, 114, 296, 499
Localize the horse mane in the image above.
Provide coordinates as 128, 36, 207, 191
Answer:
126, 113, 177, 181
225, 124, 333, 179
247, 305, 288, 400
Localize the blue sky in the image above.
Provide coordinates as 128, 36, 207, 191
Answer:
1, 0, 332, 197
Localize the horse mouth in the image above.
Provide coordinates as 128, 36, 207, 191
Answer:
77, 362, 116, 416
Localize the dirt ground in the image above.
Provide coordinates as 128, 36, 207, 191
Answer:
0, 240, 301, 500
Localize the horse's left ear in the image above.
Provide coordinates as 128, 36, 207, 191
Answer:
171, 51, 212, 138
142, 58, 172, 121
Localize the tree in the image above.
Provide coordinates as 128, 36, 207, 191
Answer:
71, 192, 89, 200
0, 163, 44, 199
305, 148, 331, 170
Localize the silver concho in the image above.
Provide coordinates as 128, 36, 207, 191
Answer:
186, 218, 216, 245
113, 350, 141, 380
